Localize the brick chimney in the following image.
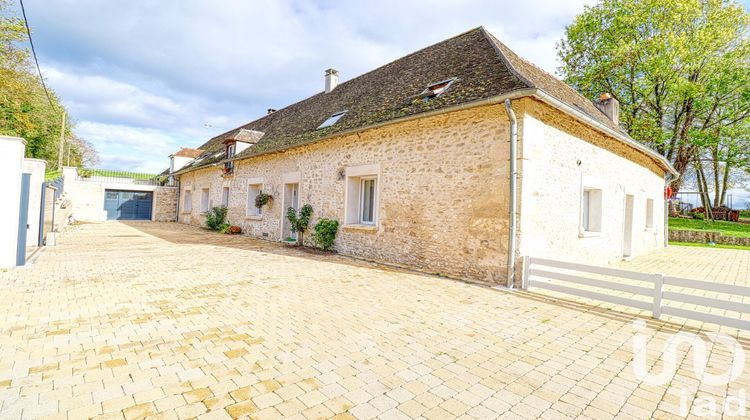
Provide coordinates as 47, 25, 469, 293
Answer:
325, 68, 339, 93
595, 93, 619, 125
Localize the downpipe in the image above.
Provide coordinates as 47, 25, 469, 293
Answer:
504, 99, 518, 289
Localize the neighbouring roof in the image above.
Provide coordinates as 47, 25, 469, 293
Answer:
173, 147, 204, 158
177, 27, 673, 175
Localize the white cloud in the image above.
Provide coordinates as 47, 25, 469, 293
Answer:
26, 0, 598, 170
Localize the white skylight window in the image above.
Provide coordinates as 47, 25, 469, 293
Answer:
317, 111, 347, 129
422, 78, 455, 99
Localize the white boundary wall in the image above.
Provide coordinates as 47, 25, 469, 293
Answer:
0, 136, 26, 268
22, 158, 47, 248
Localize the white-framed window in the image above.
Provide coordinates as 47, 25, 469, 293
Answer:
359, 177, 376, 224
183, 189, 192, 212
344, 164, 380, 226
200, 188, 210, 212
581, 187, 602, 233
645, 198, 654, 229
246, 184, 262, 217
222, 186, 230, 207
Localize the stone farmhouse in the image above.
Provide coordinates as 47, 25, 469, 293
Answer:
171, 27, 677, 286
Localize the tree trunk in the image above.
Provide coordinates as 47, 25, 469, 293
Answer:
694, 161, 713, 220
720, 157, 731, 207
711, 146, 720, 207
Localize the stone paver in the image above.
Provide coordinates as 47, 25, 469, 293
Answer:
1, 222, 749, 419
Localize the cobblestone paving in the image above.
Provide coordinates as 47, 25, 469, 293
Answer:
1, 222, 749, 419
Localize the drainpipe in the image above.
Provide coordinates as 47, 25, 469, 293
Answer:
504, 99, 518, 289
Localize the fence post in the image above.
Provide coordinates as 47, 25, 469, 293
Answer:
522, 256, 530, 290
652, 273, 663, 319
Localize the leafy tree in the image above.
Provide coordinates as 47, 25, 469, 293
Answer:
286, 204, 313, 246
558, 0, 750, 193
0, 0, 97, 168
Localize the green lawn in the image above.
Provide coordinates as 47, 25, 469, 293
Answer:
668, 217, 750, 238
44, 169, 62, 181
669, 241, 750, 251
85, 169, 158, 180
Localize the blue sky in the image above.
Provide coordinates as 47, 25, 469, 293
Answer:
17, 0, 600, 172
12, 0, 750, 207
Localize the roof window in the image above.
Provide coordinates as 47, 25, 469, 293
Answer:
318, 111, 347, 129
421, 78, 455, 99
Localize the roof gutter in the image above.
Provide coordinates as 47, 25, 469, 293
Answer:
531, 90, 678, 176
172, 90, 532, 177
220, 89, 538, 165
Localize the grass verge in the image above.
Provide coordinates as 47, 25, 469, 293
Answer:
669, 241, 750, 251
668, 217, 750, 238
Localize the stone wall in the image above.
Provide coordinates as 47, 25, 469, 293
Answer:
669, 229, 750, 246
517, 97, 667, 269
179, 105, 511, 284
154, 186, 178, 222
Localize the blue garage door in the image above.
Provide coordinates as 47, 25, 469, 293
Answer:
104, 190, 153, 220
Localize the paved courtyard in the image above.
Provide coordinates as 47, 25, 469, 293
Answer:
1, 222, 749, 420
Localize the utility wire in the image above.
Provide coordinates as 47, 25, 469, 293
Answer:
19, 0, 54, 108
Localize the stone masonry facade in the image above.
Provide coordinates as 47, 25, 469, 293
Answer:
154, 186, 178, 222
669, 229, 750, 246
178, 101, 669, 285
179, 105, 510, 284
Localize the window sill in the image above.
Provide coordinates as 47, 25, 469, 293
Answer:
343, 224, 378, 232
578, 231, 601, 238
245, 215, 262, 221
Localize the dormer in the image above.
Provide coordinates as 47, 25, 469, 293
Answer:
169, 148, 203, 173
222, 129, 264, 174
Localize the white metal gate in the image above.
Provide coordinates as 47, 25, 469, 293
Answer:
523, 256, 750, 331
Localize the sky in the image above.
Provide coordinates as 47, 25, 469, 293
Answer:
10, 1, 750, 207
16, 0, 599, 173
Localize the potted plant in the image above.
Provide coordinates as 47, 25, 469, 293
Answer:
255, 192, 272, 209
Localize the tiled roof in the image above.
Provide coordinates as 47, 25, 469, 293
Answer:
178, 27, 669, 174
173, 148, 204, 158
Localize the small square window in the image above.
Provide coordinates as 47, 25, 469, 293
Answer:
246, 184, 262, 217
317, 111, 347, 129
645, 198, 654, 229
581, 188, 602, 233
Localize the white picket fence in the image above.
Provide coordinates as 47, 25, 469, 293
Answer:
523, 256, 750, 331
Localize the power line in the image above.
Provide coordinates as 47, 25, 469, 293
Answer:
19, 0, 54, 108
